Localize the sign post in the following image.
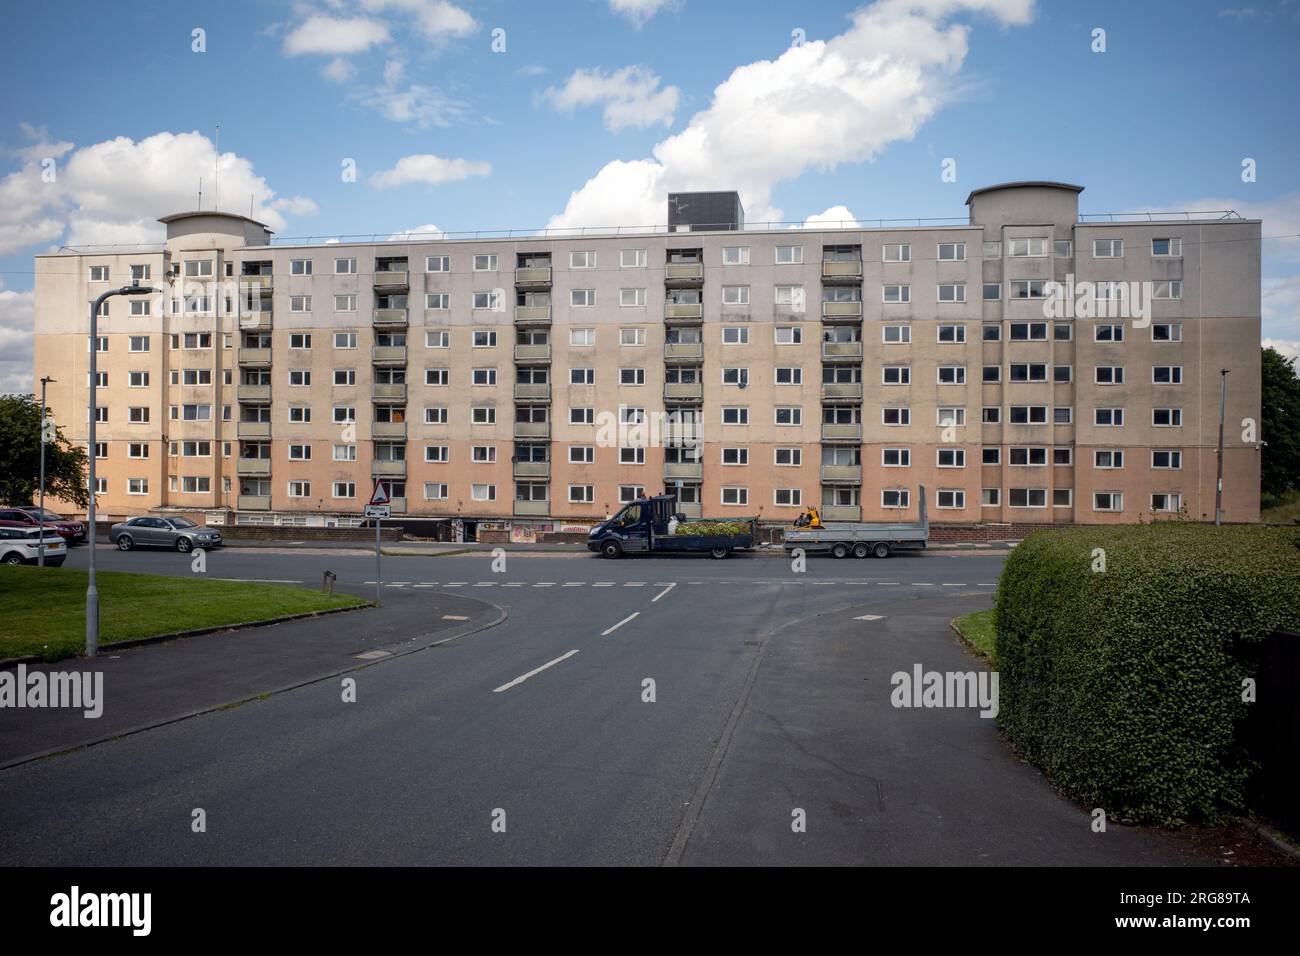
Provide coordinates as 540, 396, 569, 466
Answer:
366, 480, 392, 606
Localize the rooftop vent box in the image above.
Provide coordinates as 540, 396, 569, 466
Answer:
668, 191, 744, 232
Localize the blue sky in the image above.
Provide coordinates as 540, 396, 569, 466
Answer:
1, 0, 1298, 388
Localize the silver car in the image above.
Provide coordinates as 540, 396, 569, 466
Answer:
111, 516, 223, 553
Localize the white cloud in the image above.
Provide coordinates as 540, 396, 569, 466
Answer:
542, 66, 680, 132
353, 75, 470, 127
283, 15, 390, 56
548, 0, 1037, 230
0, 285, 36, 394
1263, 338, 1300, 363
371, 154, 491, 188
359, 0, 477, 41
609, 0, 677, 28
322, 57, 357, 83
271, 196, 321, 216
11, 122, 73, 166
803, 205, 859, 226
387, 223, 447, 240
1262, 275, 1300, 346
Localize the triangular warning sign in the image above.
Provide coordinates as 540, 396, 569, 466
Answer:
368, 480, 391, 506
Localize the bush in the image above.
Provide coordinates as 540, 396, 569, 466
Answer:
995, 523, 1300, 825
672, 521, 750, 536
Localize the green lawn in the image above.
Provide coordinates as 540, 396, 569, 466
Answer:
953, 607, 996, 663
0, 566, 367, 661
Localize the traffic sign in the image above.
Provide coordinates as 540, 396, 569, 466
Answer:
368, 479, 390, 506
364, 504, 391, 519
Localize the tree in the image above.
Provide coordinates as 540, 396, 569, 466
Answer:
1260, 347, 1300, 499
0, 393, 89, 510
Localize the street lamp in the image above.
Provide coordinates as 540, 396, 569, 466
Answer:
37, 376, 56, 567
1215, 369, 1229, 527
86, 283, 158, 657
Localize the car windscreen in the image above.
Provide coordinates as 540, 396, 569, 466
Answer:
170, 518, 198, 529
30, 509, 63, 521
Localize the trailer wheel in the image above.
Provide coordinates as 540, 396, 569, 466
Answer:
709, 547, 729, 559
830, 542, 850, 559
601, 540, 623, 559
872, 542, 892, 559
852, 542, 870, 559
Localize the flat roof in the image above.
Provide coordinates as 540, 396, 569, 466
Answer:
157, 210, 271, 229
965, 181, 1085, 205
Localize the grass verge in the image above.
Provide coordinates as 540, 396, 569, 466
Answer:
952, 607, 996, 662
0, 566, 366, 662
1261, 490, 1300, 524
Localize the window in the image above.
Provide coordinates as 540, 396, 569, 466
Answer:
1153, 366, 1183, 385
128, 335, 149, 352
287, 406, 311, 423
937, 283, 966, 303
775, 245, 803, 265
289, 258, 312, 276
128, 443, 149, 459
721, 487, 749, 506
1052, 448, 1072, 466
471, 330, 497, 349
882, 408, 910, 426
983, 366, 1001, 383
619, 368, 645, 386
883, 325, 911, 344
982, 447, 1000, 465
1054, 240, 1073, 257
569, 289, 595, 309
1009, 363, 1048, 383
1008, 238, 1048, 258
1152, 323, 1182, 342
722, 246, 749, 265
1152, 280, 1182, 300
130, 299, 150, 316
1093, 239, 1123, 258
472, 368, 497, 386
774, 285, 802, 307
1009, 322, 1048, 341
570, 368, 595, 386
1010, 280, 1048, 299
570, 407, 595, 425
937, 490, 966, 509
1095, 323, 1124, 343
328, 482, 354, 499
937, 325, 966, 343
125, 477, 148, 497
1151, 238, 1182, 257
426, 293, 450, 310
1153, 408, 1182, 427
937, 407, 966, 427
774, 367, 802, 386
472, 445, 497, 463
722, 326, 749, 345
937, 448, 966, 468
289, 333, 312, 349
620, 288, 646, 307
334, 444, 358, 461
332, 294, 356, 313
883, 284, 911, 303
1093, 492, 1123, 512
982, 324, 1001, 341
1054, 324, 1072, 341
1053, 365, 1072, 383
471, 407, 496, 425
774, 326, 802, 345
1009, 488, 1047, 508
427, 255, 450, 272
721, 406, 749, 425
882, 243, 911, 262
938, 242, 966, 261
184, 259, 214, 277
568, 485, 594, 504
424, 407, 448, 425
722, 285, 750, 305
129, 371, 149, 388
426, 368, 449, 386
289, 444, 312, 461
774, 447, 801, 466
425, 329, 450, 348
1094, 450, 1124, 469
882, 448, 911, 467
473, 254, 498, 272
334, 258, 357, 274
937, 366, 966, 385
774, 407, 802, 426
568, 250, 596, 270
983, 283, 1001, 301
620, 248, 647, 268
882, 366, 911, 386
618, 446, 646, 465
882, 490, 910, 508
473, 291, 501, 310
1009, 405, 1048, 424
89, 265, 109, 282
1095, 366, 1125, 385
332, 406, 356, 423
619, 327, 646, 346
981, 488, 1000, 507
128, 407, 149, 423
570, 328, 595, 347
564, 445, 594, 465
472, 483, 497, 501
289, 370, 311, 387
1151, 493, 1182, 512
1094, 408, 1124, 427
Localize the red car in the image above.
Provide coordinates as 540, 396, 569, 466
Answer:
0, 507, 86, 544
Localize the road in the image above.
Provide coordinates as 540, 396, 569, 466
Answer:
0, 545, 1246, 865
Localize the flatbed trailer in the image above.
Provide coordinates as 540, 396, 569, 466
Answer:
586, 495, 755, 559
782, 486, 928, 559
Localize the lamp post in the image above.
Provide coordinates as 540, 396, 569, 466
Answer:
1215, 369, 1229, 527
86, 283, 157, 657
37, 376, 56, 567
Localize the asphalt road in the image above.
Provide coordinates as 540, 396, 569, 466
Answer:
0, 546, 1253, 865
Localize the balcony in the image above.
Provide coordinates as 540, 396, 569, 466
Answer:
514, 382, 552, 401
675, 501, 703, 519
373, 270, 409, 291
237, 384, 271, 403
374, 308, 408, 327
822, 261, 863, 283
372, 459, 407, 478
664, 461, 703, 480
821, 423, 862, 442
513, 460, 550, 479
664, 341, 704, 362
238, 347, 271, 367
237, 421, 271, 440
665, 262, 704, 287
236, 458, 272, 477
664, 382, 704, 402
389, 497, 407, 513
237, 494, 271, 511
513, 498, 550, 517
514, 420, 550, 439
373, 421, 407, 439
238, 311, 272, 330
241, 273, 273, 290
820, 464, 863, 484
373, 383, 407, 402
820, 504, 862, 521
821, 382, 864, 402
822, 301, 864, 320
514, 266, 552, 288
664, 302, 704, 322
514, 343, 551, 363
514, 305, 552, 324
822, 341, 863, 362
372, 345, 407, 365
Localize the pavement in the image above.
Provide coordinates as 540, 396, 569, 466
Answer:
0, 546, 1285, 866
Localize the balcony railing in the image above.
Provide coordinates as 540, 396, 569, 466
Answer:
821, 382, 864, 402
373, 270, 409, 290
514, 305, 552, 324
236, 458, 272, 477
372, 421, 407, 439
822, 341, 864, 361
665, 262, 704, 285
820, 464, 863, 484
664, 461, 703, 480
664, 302, 703, 321
675, 501, 703, 519
514, 420, 550, 439
821, 423, 862, 442
513, 343, 551, 362
664, 341, 704, 361
664, 382, 704, 402
236, 494, 271, 511
820, 504, 862, 521
373, 383, 407, 401
822, 301, 864, 319
514, 266, 552, 287
238, 311, 272, 330
374, 308, 409, 326
237, 421, 271, 439
513, 460, 550, 479
388, 497, 407, 513
240, 275, 273, 292
513, 499, 550, 517
822, 261, 863, 282
372, 345, 407, 365
372, 459, 407, 477
238, 347, 272, 367
236, 384, 271, 403
514, 383, 552, 401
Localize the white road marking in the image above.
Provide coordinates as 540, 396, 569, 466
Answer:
623, 582, 646, 587
593, 582, 615, 587
942, 583, 964, 587
914, 583, 935, 587
493, 650, 580, 693
977, 583, 997, 587
562, 582, 584, 587
385, 583, 406, 588
502, 582, 524, 587
444, 582, 465, 587
876, 582, 900, 586
651, 583, 676, 603
473, 582, 495, 587
854, 614, 885, 621
441, 614, 469, 621
601, 612, 640, 637
533, 582, 555, 587
413, 584, 435, 588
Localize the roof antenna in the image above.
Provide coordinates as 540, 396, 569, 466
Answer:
197, 177, 202, 211
214, 125, 221, 211
250, 194, 254, 218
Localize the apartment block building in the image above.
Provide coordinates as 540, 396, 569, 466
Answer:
31, 181, 1262, 536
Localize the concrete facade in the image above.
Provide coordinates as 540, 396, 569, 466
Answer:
31, 182, 1262, 533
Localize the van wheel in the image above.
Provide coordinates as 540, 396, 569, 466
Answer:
873, 542, 892, 559
601, 540, 623, 559
831, 542, 850, 559
709, 547, 729, 559
2, 552, 24, 565
116, 535, 134, 551
852, 542, 870, 559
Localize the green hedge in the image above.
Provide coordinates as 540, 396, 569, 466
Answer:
995, 523, 1300, 825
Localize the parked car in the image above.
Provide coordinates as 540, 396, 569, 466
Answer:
0, 527, 67, 566
110, 516, 223, 553
0, 506, 85, 543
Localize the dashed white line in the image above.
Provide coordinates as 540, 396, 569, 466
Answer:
473, 582, 495, 587
601, 612, 640, 637
562, 582, 584, 587
623, 582, 646, 587
502, 582, 524, 587
413, 584, 435, 588
651, 583, 676, 603
914, 583, 934, 587
592, 582, 615, 587
492, 649, 579, 693
533, 582, 555, 587
942, 583, 964, 587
